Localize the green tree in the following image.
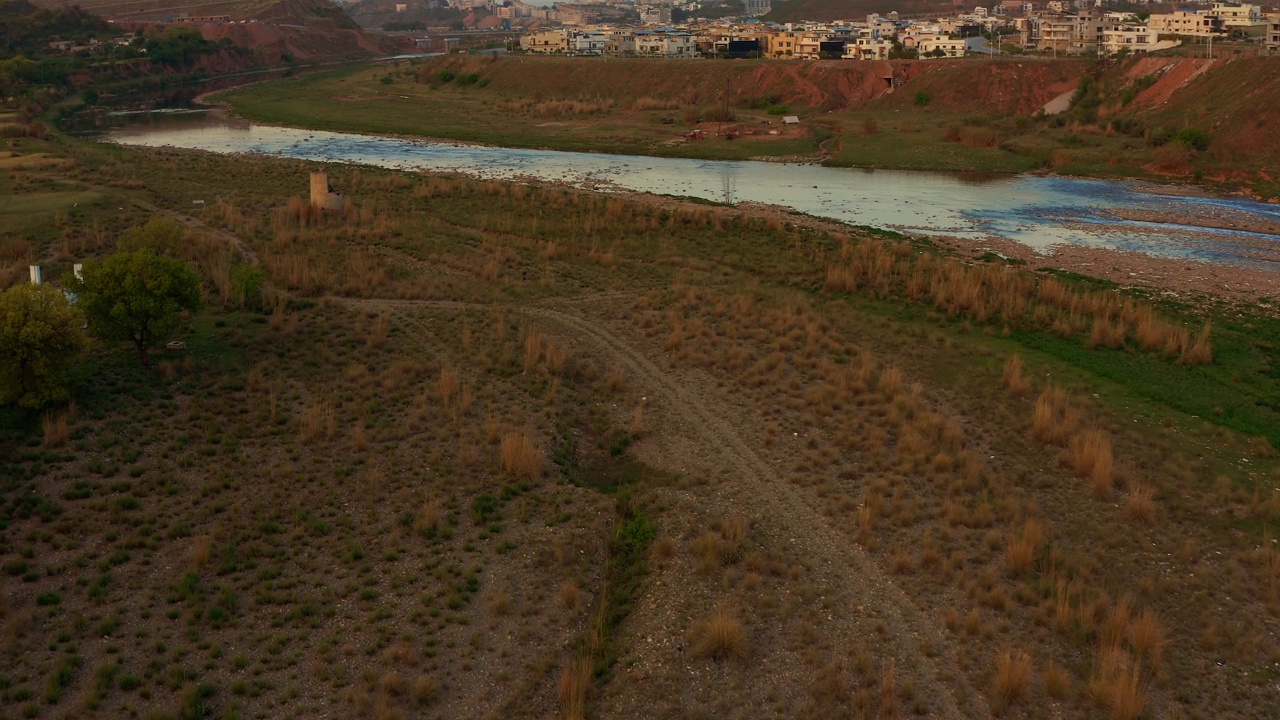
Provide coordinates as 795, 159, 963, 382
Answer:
230, 264, 266, 309
117, 216, 184, 255
0, 283, 88, 409
78, 249, 202, 364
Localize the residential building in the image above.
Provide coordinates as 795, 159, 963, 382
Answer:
765, 30, 801, 56
1211, 2, 1262, 26
744, 0, 772, 17
633, 29, 697, 56
1102, 22, 1156, 53
843, 34, 893, 59
640, 6, 673, 24
1148, 10, 1221, 36
1038, 11, 1106, 54
521, 28, 567, 53
571, 30, 608, 54
918, 37, 969, 57
1268, 12, 1280, 53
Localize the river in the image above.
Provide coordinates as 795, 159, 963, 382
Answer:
81, 107, 1280, 271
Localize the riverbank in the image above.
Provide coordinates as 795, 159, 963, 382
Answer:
210, 55, 1280, 201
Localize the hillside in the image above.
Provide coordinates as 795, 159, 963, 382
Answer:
20, 0, 402, 62
765, 0, 970, 22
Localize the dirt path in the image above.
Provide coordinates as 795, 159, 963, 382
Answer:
334, 294, 985, 717
39, 174, 259, 266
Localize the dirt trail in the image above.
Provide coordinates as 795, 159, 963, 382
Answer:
40, 174, 259, 266
335, 294, 985, 717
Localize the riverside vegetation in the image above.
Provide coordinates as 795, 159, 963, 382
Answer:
1, 121, 1280, 720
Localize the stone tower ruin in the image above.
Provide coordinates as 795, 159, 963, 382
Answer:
309, 170, 346, 213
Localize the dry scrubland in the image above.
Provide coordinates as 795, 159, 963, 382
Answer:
2, 131, 1280, 720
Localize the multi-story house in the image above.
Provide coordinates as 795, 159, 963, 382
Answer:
1101, 22, 1157, 53
1268, 12, 1280, 53
1148, 10, 1222, 36
521, 28, 568, 53
765, 30, 801, 57
918, 36, 970, 56
1211, 2, 1262, 26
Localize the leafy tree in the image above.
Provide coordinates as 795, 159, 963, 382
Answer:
143, 27, 216, 68
230, 265, 266, 309
0, 283, 88, 409
117, 216, 184, 255
78, 249, 202, 364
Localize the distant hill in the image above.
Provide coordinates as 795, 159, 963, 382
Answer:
0, 0, 111, 57
25, 0, 359, 27
765, 0, 969, 22
21, 0, 403, 61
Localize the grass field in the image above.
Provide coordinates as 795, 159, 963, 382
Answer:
2, 126, 1280, 719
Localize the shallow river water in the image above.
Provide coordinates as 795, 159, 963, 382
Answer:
87, 108, 1280, 271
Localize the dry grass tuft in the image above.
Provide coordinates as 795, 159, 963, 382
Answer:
500, 430, 539, 478
689, 612, 749, 663
1105, 660, 1148, 720
1126, 483, 1155, 525
879, 659, 896, 717
1001, 354, 1031, 397
189, 536, 211, 569
1006, 518, 1044, 575
1031, 386, 1079, 446
558, 658, 591, 720
489, 589, 512, 615
411, 675, 438, 705
1044, 660, 1071, 699
1178, 321, 1213, 365
992, 648, 1032, 709
415, 497, 442, 533
1066, 428, 1114, 496
559, 581, 581, 610
301, 397, 336, 443
1129, 608, 1166, 667
42, 411, 69, 447
523, 331, 545, 373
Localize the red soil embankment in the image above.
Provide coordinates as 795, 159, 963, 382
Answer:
1118, 56, 1280, 168
427, 56, 1084, 115
199, 21, 403, 64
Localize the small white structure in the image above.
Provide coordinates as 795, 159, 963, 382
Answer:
782, 115, 800, 125
29, 265, 42, 285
